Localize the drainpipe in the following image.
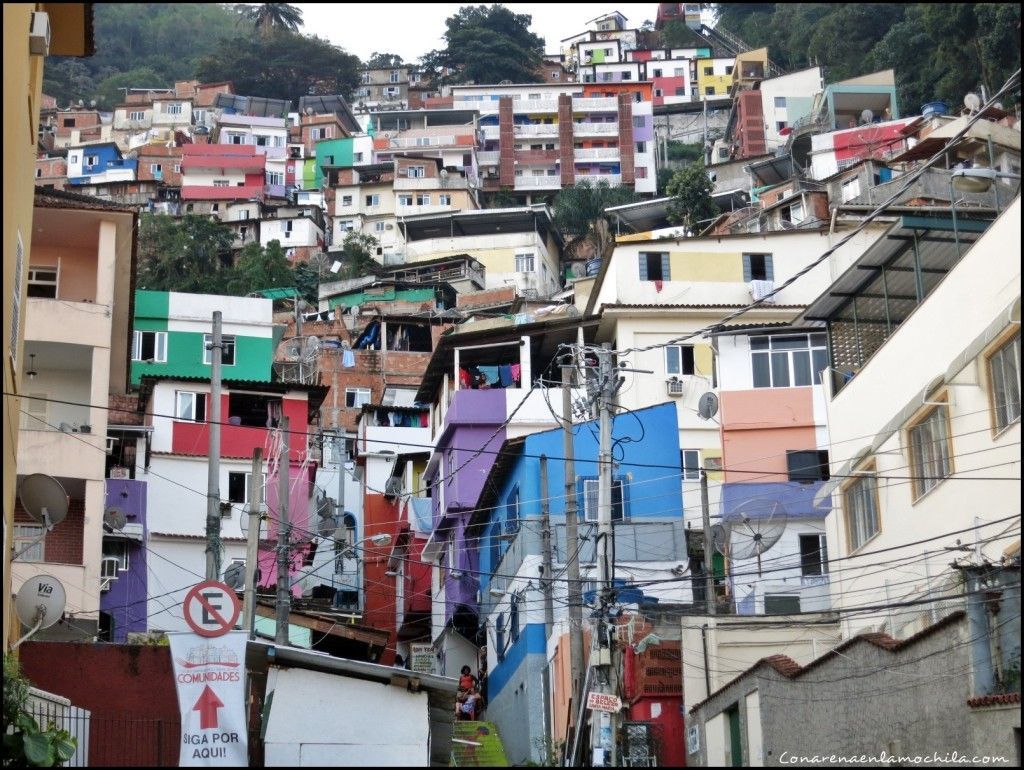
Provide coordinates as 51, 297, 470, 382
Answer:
701, 623, 712, 696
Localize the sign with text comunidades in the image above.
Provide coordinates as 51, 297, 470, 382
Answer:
169, 630, 248, 766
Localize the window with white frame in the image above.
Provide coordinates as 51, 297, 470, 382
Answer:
988, 331, 1020, 433
14, 524, 45, 562
414, 137, 432, 147
582, 478, 625, 522
750, 333, 828, 388
193, 109, 207, 125
102, 539, 130, 571
149, 163, 163, 175
228, 471, 266, 504
439, 194, 452, 206
213, 179, 230, 187
132, 330, 167, 362
407, 165, 425, 178
515, 252, 535, 272
165, 103, 183, 115
84, 154, 99, 167
908, 400, 952, 499
666, 344, 695, 376
374, 221, 387, 232
416, 194, 430, 206
390, 70, 401, 83
841, 177, 861, 203
681, 449, 701, 481
398, 194, 413, 206
345, 388, 371, 408
203, 333, 236, 366
798, 533, 828, 576
341, 195, 353, 206
175, 391, 207, 422
844, 468, 879, 551
266, 171, 284, 186
27, 266, 59, 298
129, 110, 146, 121
365, 194, 380, 207
173, 163, 181, 173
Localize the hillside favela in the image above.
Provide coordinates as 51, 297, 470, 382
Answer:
2, 2, 1021, 767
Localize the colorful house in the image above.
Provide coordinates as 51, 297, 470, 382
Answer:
66, 141, 138, 186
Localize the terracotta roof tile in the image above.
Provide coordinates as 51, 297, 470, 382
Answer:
967, 692, 1021, 708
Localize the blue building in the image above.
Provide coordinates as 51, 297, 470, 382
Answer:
66, 142, 138, 186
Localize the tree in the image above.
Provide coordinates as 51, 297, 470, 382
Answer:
95, 67, 166, 112
235, 3, 304, 36
226, 240, 295, 296
137, 214, 235, 294
366, 52, 405, 69
195, 31, 360, 102
426, 5, 545, 85
551, 181, 639, 261
331, 232, 381, 280
3, 655, 76, 768
665, 164, 720, 235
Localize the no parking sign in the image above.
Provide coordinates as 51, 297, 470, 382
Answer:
169, 581, 248, 766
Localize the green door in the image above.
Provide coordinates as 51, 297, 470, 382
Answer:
726, 704, 742, 766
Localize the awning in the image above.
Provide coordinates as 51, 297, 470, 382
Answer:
720, 481, 832, 522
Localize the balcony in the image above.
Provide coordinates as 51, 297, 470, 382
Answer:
476, 150, 500, 166
389, 136, 457, 148
514, 149, 559, 163
513, 97, 560, 113
480, 125, 500, 141
394, 175, 469, 191
575, 173, 622, 186
573, 122, 618, 136
18, 430, 106, 481
514, 175, 561, 190
453, 99, 498, 113
574, 147, 620, 160
513, 123, 559, 137
573, 97, 618, 111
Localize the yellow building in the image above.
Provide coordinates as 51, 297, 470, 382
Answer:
3, 3, 93, 650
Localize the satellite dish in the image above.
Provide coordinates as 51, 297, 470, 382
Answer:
305, 106, 315, 115
963, 92, 981, 113
710, 523, 728, 554
223, 561, 246, 591
18, 474, 69, 529
15, 575, 67, 632
318, 514, 340, 536
859, 108, 874, 124
697, 392, 719, 420
103, 506, 128, 532
992, 102, 1003, 111
724, 498, 788, 575
330, 260, 342, 274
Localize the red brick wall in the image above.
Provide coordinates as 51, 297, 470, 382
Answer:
14, 499, 84, 564
618, 95, 635, 184
736, 91, 767, 158
499, 97, 515, 187
559, 95, 576, 186
361, 495, 401, 664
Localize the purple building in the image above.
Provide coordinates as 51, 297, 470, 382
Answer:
99, 478, 148, 642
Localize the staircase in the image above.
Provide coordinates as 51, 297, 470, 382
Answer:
700, 24, 786, 78
450, 721, 509, 767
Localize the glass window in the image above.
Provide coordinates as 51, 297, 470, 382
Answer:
346, 388, 371, 408
505, 485, 520, 534
666, 345, 695, 376
798, 534, 828, 576
582, 478, 625, 522
102, 539, 129, 571
365, 194, 380, 206
132, 330, 167, 362
515, 253, 535, 272
175, 391, 207, 422
908, 402, 952, 499
27, 266, 59, 298
681, 449, 700, 481
408, 166, 426, 178
14, 524, 44, 562
228, 471, 265, 504
342, 195, 353, 206
989, 332, 1021, 432
844, 471, 879, 551
786, 450, 830, 483
416, 194, 430, 206
841, 177, 861, 203
439, 194, 452, 206
398, 194, 413, 206
639, 252, 669, 281
751, 334, 828, 388
203, 334, 236, 366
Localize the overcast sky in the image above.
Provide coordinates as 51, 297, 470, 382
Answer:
295, 3, 661, 63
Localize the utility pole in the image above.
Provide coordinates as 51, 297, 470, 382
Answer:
334, 432, 348, 598
540, 455, 555, 636
243, 448, 263, 639
205, 311, 223, 581
701, 471, 716, 616
592, 343, 617, 768
275, 415, 291, 645
561, 352, 585, 742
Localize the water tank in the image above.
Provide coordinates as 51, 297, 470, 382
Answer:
921, 101, 947, 118
585, 258, 602, 277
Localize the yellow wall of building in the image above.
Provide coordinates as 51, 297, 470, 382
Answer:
669, 250, 744, 282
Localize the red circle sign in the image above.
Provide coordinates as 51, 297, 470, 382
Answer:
183, 580, 242, 638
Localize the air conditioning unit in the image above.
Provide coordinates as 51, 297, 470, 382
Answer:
100, 556, 120, 581
121, 523, 144, 540
384, 477, 403, 498
666, 377, 687, 397
29, 12, 51, 56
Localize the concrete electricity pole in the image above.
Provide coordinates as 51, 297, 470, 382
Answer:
540, 455, 555, 636
243, 448, 263, 638
561, 352, 585, 736
275, 415, 291, 645
205, 311, 223, 581
701, 470, 716, 616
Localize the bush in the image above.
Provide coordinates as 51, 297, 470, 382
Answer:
2, 655, 77, 768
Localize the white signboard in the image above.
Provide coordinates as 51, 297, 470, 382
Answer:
409, 643, 436, 675
586, 691, 622, 713
169, 630, 248, 766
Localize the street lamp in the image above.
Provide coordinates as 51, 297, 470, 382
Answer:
949, 167, 1022, 256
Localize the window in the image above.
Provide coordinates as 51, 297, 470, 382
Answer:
353, 152, 364, 163
786, 199, 804, 223
841, 177, 861, 203
439, 194, 452, 206
341, 195, 353, 207
515, 252, 535, 272
654, 89, 663, 98
14, 524, 44, 562
799, 534, 828, 577
632, 115, 644, 128
102, 539, 130, 572
173, 163, 181, 173
786, 450, 830, 483
681, 449, 701, 481
132, 330, 167, 362
666, 345, 695, 376
228, 471, 266, 504
725, 65, 734, 75
35, 168, 42, 179
390, 70, 401, 83
703, 67, 713, 76
84, 155, 99, 168
774, 97, 786, 108
407, 165, 426, 178
765, 594, 801, 614
398, 194, 413, 206
129, 110, 146, 121
582, 478, 625, 522
988, 331, 1021, 433
908, 401, 952, 499
705, 86, 715, 96
622, 71, 632, 81
346, 388, 371, 409
63, 118, 75, 128
150, 163, 163, 174
416, 194, 431, 206
27, 266, 58, 298
639, 252, 670, 281
652, 68, 663, 78
636, 141, 646, 153
844, 469, 880, 551
414, 137, 432, 147
374, 221, 387, 232
255, 135, 269, 147
743, 253, 773, 282
165, 103, 183, 115
213, 179, 230, 187
365, 194, 380, 207
266, 171, 284, 186
751, 334, 828, 388
203, 334, 236, 366
193, 110, 207, 125
510, 593, 520, 643
175, 391, 207, 422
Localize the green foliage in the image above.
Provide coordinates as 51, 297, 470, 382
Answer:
366, 52, 405, 69
2, 655, 77, 768
195, 30, 360, 102
659, 19, 711, 49
665, 163, 720, 234
331, 232, 381, 280
43, 3, 240, 110
667, 141, 705, 163
425, 5, 545, 85
485, 187, 517, 208
136, 214, 234, 294
234, 3, 304, 36
552, 181, 639, 260
226, 241, 295, 297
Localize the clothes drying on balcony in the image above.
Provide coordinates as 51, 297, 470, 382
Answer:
460, 364, 521, 389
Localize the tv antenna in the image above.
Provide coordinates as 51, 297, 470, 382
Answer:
963, 92, 982, 113
12, 575, 67, 649
697, 391, 719, 420
718, 498, 788, 575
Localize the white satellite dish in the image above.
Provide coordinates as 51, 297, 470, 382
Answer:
697, 392, 719, 420
18, 474, 69, 529
720, 497, 789, 575
860, 108, 874, 125
104, 506, 128, 532
223, 561, 246, 591
963, 92, 982, 113
13, 575, 67, 648
239, 504, 264, 537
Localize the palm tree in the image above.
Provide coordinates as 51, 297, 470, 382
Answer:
236, 3, 304, 36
